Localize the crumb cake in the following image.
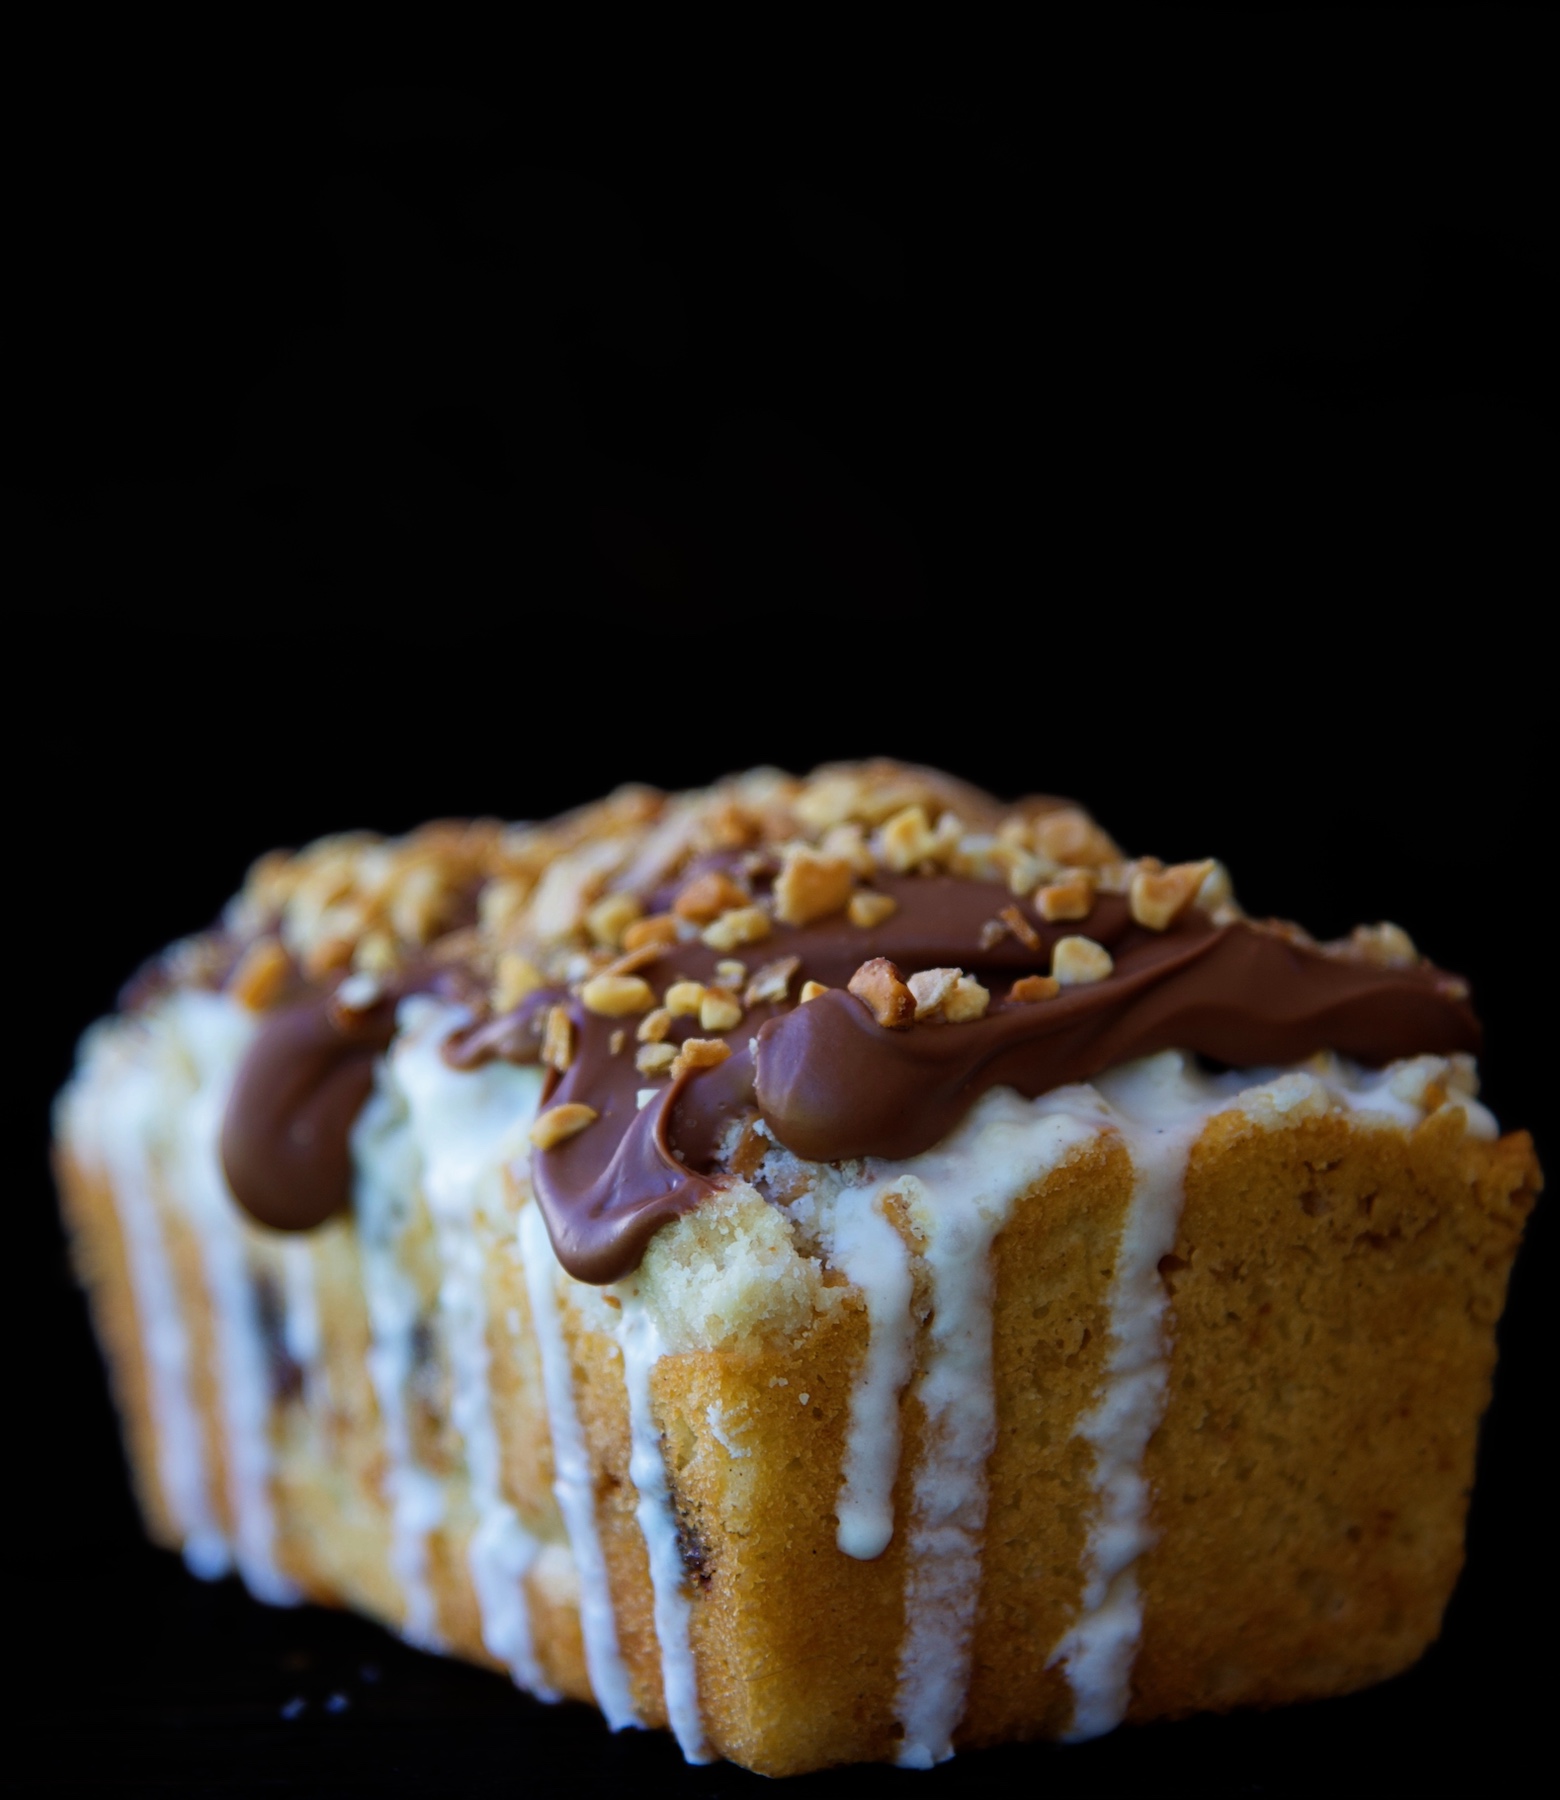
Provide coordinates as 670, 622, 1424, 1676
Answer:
53, 762, 1540, 1775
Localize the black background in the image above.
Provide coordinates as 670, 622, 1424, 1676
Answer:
8, 13, 1556, 1795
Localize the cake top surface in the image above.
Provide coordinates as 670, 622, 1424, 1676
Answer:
111, 760, 1479, 1281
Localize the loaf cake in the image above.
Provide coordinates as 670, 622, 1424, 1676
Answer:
53, 761, 1540, 1775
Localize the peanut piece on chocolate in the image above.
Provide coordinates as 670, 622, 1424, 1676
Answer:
745, 955, 801, 1007
848, 957, 916, 1028
673, 870, 749, 923
542, 1004, 574, 1071
847, 890, 898, 929
585, 892, 644, 949
1347, 921, 1418, 969
664, 980, 706, 1018
908, 967, 990, 1023
703, 906, 772, 951
1037, 872, 1096, 923
1033, 809, 1118, 869
999, 903, 1041, 951
819, 822, 876, 876
353, 929, 401, 978
878, 805, 942, 873
530, 1102, 598, 1150
714, 959, 747, 988
1051, 936, 1114, 985
670, 1038, 733, 1079
637, 1007, 672, 1043
1011, 974, 1061, 1003
635, 1042, 677, 1076
800, 980, 830, 1003
492, 952, 545, 1014
773, 843, 855, 927
699, 987, 744, 1032
907, 966, 959, 1018
622, 913, 680, 953
229, 937, 290, 1012
1129, 859, 1215, 931
943, 974, 991, 1022
580, 972, 656, 1017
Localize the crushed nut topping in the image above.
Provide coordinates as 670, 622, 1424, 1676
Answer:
228, 937, 290, 1012
714, 958, 747, 989
1051, 936, 1114, 986
1036, 872, 1095, 923
847, 957, 916, 1028
745, 955, 801, 1007
998, 903, 1041, 951
1345, 922, 1419, 969
800, 980, 830, 1003
699, 987, 744, 1033
670, 1038, 733, 1079
609, 1029, 626, 1055
542, 1004, 575, 1072
1129, 859, 1216, 932
637, 1007, 672, 1043
585, 892, 644, 949
622, 913, 680, 953
492, 952, 545, 1015
773, 843, 855, 927
579, 973, 657, 1017
530, 1102, 598, 1150
664, 980, 706, 1018
1010, 974, 1060, 1003
878, 804, 960, 873
703, 906, 772, 951
907, 966, 990, 1023
673, 869, 749, 924
635, 1042, 677, 1076
847, 890, 899, 929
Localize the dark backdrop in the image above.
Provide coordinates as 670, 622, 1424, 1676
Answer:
8, 16, 1555, 1795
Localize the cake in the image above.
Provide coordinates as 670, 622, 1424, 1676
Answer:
53, 761, 1540, 1776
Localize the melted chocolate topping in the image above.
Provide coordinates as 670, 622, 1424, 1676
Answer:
218, 868, 1479, 1279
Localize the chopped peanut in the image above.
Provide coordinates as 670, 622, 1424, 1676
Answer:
580, 972, 656, 1016
609, 1029, 625, 1055
585, 891, 644, 949
635, 1042, 677, 1076
670, 1038, 733, 1079
998, 903, 1041, 951
1347, 921, 1418, 969
1051, 936, 1114, 985
908, 966, 990, 1023
622, 913, 680, 953
229, 937, 291, 1012
848, 957, 916, 1028
800, 980, 830, 1003
703, 906, 771, 951
1036, 872, 1095, 923
1010, 974, 1060, 1003
664, 980, 706, 1018
745, 955, 800, 1007
353, 929, 401, 978
673, 869, 749, 923
773, 843, 855, 926
714, 958, 747, 988
637, 1007, 672, 1043
1129, 859, 1215, 931
599, 941, 668, 980
819, 822, 876, 876
542, 1004, 574, 1071
530, 1102, 598, 1150
1033, 809, 1118, 869
491, 951, 545, 1014
878, 805, 941, 872
847, 890, 898, 929
699, 987, 744, 1032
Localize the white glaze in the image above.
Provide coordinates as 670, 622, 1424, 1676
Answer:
390, 998, 556, 1698
519, 1202, 639, 1732
353, 1061, 446, 1650
60, 1019, 230, 1580
615, 1296, 711, 1763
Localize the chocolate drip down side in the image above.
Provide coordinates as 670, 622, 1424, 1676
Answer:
218, 871, 1479, 1278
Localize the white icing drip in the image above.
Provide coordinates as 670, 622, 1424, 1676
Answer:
826, 1188, 915, 1562
519, 1202, 639, 1732
353, 1064, 445, 1650
161, 991, 299, 1606
392, 999, 556, 1699
280, 1236, 321, 1410
615, 1298, 711, 1764
882, 1089, 1108, 1769
63, 1023, 230, 1579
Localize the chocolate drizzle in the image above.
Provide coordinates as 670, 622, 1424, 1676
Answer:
217, 866, 1480, 1280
